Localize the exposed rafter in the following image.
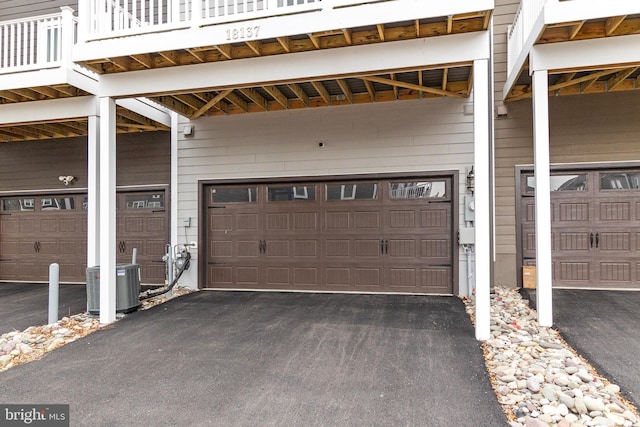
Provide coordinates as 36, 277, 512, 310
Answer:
361, 75, 466, 98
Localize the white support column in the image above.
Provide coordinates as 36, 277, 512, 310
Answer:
87, 113, 100, 268
473, 58, 491, 341
532, 70, 553, 327
98, 97, 117, 324
170, 112, 179, 259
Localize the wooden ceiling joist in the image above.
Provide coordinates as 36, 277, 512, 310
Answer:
608, 67, 639, 91
361, 75, 466, 98
239, 88, 269, 111
363, 79, 376, 102
276, 37, 291, 53
131, 53, 154, 69
311, 81, 331, 105
605, 15, 627, 36
336, 79, 354, 104
215, 44, 233, 60
288, 83, 310, 107
191, 89, 234, 119
263, 86, 289, 109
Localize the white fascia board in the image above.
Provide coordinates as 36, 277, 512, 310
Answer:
530, 34, 640, 73
99, 32, 490, 98
0, 96, 97, 125
65, 68, 99, 94
116, 98, 172, 127
0, 68, 66, 92
545, 0, 640, 26
74, 0, 493, 61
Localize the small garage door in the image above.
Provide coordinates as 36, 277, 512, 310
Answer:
205, 176, 454, 294
520, 168, 640, 289
0, 190, 168, 284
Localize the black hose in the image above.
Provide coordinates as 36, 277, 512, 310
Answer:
139, 251, 191, 300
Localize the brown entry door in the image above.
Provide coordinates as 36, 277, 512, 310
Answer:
205, 176, 454, 294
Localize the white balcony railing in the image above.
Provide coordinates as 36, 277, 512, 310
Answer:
81, 0, 373, 41
507, 0, 547, 73
0, 8, 76, 74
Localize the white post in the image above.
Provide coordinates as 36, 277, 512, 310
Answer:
170, 112, 179, 280
473, 58, 491, 341
99, 96, 117, 324
59, 7, 74, 68
532, 69, 553, 327
87, 113, 100, 269
191, 0, 202, 27
48, 263, 60, 324
77, 1, 89, 43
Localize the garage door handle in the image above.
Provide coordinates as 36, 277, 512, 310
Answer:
152, 209, 165, 213
384, 240, 389, 254
380, 240, 384, 255
590, 233, 594, 248
595, 232, 599, 248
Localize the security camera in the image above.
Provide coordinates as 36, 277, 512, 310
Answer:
58, 175, 75, 186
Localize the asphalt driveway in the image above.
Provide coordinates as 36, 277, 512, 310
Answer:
522, 289, 640, 407
0, 283, 87, 333
0, 291, 508, 426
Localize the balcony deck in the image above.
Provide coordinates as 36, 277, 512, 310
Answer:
73, 0, 492, 119
504, 0, 640, 102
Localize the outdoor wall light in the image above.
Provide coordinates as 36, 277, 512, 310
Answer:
183, 125, 194, 136
466, 166, 475, 194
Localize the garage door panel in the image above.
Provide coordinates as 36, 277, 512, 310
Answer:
211, 214, 233, 231
210, 240, 234, 257
599, 262, 631, 282
210, 266, 233, 285
598, 232, 630, 251
293, 240, 318, 257
19, 241, 37, 256
598, 201, 630, 221
59, 218, 78, 233
236, 240, 260, 258
236, 213, 259, 231
20, 219, 38, 233
40, 219, 58, 233
237, 267, 260, 285
557, 232, 590, 251
0, 218, 18, 234
58, 240, 82, 255
558, 202, 589, 222
325, 239, 350, 257
146, 217, 165, 232
421, 267, 451, 293
206, 177, 453, 294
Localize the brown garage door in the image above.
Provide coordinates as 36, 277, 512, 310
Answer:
205, 176, 453, 294
520, 168, 640, 289
0, 190, 168, 284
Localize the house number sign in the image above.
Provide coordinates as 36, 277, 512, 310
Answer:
226, 25, 260, 41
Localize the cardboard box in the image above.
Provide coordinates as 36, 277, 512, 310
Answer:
522, 266, 536, 289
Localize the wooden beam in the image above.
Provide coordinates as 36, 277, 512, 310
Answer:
363, 79, 376, 101
447, 15, 453, 34
29, 86, 60, 99
263, 86, 289, 109
158, 51, 179, 65
172, 93, 207, 111
361, 75, 466, 98
552, 72, 576, 94
50, 85, 80, 97
10, 88, 42, 101
187, 49, 206, 63
109, 56, 131, 71
580, 76, 599, 93
482, 10, 491, 30
390, 73, 398, 99
415, 19, 420, 37
605, 15, 627, 36
608, 67, 638, 91
288, 83, 310, 107
215, 44, 233, 60
245, 40, 262, 56
376, 24, 385, 42
549, 68, 624, 91
239, 88, 269, 111
569, 21, 584, 40
342, 29, 352, 45
311, 81, 331, 105
131, 53, 154, 69
308, 34, 321, 49
442, 68, 449, 91
336, 79, 353, 104
191, 89, 233, 119
276, 37, 291, 53
225, 92, 248, 112
0, 91, 23, 102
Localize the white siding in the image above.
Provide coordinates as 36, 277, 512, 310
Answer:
176, 97, 476, 293
0, 0, 76, 20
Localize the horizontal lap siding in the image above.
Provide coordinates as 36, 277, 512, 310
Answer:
0, 1, 77, 20
0, 132, 170, 191
177, 98, 474, 291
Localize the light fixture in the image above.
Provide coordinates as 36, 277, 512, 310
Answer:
58, 175, 75, 186
183, 124, 194, 136
466, 166, 474, 194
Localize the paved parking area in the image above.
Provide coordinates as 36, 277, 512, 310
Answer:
0, 291, 508, 426
0, 283, 86, 333
522, 288, 640, 407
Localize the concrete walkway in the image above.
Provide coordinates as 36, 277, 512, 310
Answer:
0, 291, 508, 426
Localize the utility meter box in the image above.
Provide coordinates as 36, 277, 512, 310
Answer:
86, 264, 141, 314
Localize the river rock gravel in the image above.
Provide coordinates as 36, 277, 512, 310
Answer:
0, 286, 193, 372
464, 287, 640, 427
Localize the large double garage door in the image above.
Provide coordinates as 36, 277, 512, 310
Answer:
0, 190, 168, 284
205, 175, 455, 294
520, 167, 640, 289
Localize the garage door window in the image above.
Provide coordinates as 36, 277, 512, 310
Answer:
212, 187, 257, 203
41, 197, 75, 211
2, 198, 35, 212
526, 174, 587, 192
268, 185, 316, 201
601, 172, 640, 190
389, 181, 446, 199
125, 193, 164, 209
326, 183, 378, 200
